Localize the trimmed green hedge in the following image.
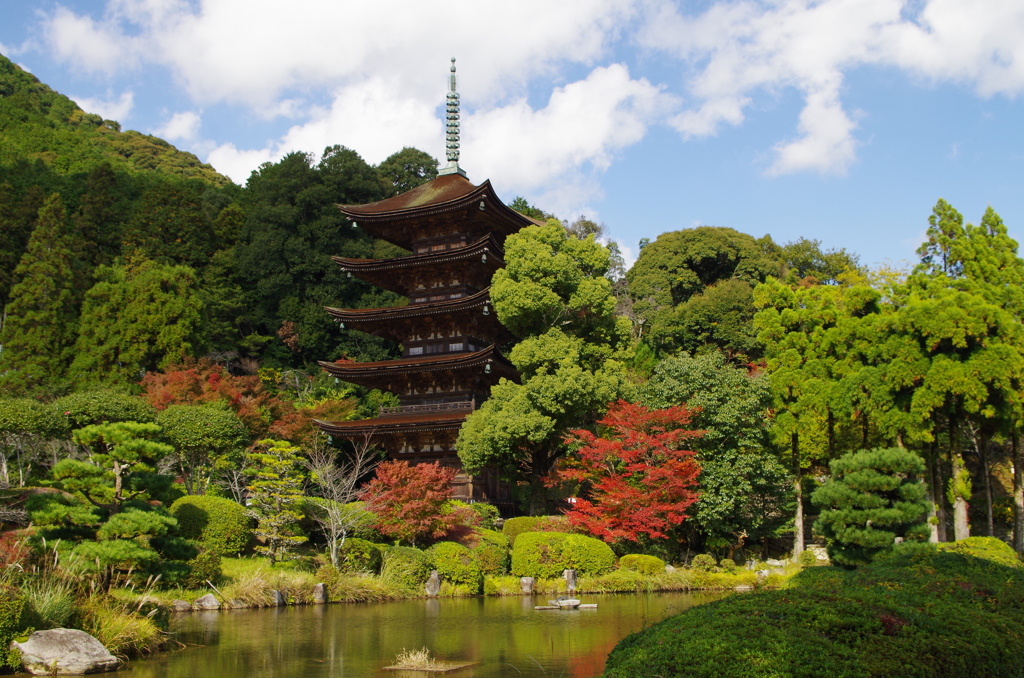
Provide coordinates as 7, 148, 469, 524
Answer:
603, 540, 1024, 678
339, 538, 383, 574
501, 516, 571, 548
0, 584, 26, 670
937, 536, 1021, 568
427, 541, 482, 593
619, 554, 666, 576
170, 495, 252, 556
471, 529, 509, 575
511, 532, 615, 578
380, 546, 431, 594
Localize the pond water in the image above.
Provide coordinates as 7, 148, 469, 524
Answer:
126, 592, 723, 678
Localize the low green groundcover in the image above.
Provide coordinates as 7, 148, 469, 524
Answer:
602, 538, 1024, 678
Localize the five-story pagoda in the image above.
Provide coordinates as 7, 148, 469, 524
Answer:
315, 60, 534, 504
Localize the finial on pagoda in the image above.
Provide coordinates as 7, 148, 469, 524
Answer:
439, 57, 466, 177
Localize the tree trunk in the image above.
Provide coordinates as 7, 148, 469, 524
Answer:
792, 432, 804, 556
951, 451, 970, 541
979, 434, 994, 537
931, 440, 948, 542
924, 446, 940, 544
1014, 431, 1023, 554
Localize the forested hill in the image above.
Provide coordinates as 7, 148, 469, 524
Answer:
0, 53, 228, 185
0, 50, 444, 399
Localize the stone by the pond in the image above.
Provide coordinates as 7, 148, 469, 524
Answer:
520, 577, 535, 594
193, 594, 220, 610
765, 558, 787, 567
734, 585, 754, 592
313, 583, 328, 604
12, 628, 118, 675
664, 565, 676, 574
425, 570, 441, 597
755, 569, 770, 581
563, 569, 577, 593
170, 599, 192, 612
270, 590, 286, 607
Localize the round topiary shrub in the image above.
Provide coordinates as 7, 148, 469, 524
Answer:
339, 538, 383, 574
690, 554, 717, 572
719, 557, 738, 573
182, 549, 223, 589
619, 554, 667, 576
502, 515, 570, 547
471, 529, 510, 575
511, 532, 615, 578
380, 546, 431, 594
468, 502, 501, 530
427, 541, 482, 592
170, 495, 252, 556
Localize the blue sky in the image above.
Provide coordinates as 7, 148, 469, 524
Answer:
2, 0, 1023, 270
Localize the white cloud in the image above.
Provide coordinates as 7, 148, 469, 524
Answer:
45, 6, 138, 72
70, 90, 134, 121
153, 110, 202, 141
205, 143, 275, 185
643, 0, 1024, 176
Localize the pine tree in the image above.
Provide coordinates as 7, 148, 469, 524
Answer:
246, 439, 307, 563
0, 193, 79, 396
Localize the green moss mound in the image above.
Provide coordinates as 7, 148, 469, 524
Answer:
427, 541, 482, 593
936, 536, 1021, 568
170, 495, 252, 556
602, 543, 1024, 678
339, 538, 383, 574
619, 554, 666, 576
511, 532, 615, 578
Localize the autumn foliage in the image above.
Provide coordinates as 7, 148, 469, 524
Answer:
360, 461, 476, 546
139, 359, 353, 445
554, 400, 703, 543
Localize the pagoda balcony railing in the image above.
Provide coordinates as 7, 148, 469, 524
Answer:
379, 400, 475, 417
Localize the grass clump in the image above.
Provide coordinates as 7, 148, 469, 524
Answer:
602, 541, 1024, 678
79, 597, 164, 657
389, 646, 455, 670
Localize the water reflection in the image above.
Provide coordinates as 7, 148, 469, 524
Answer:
128, 592, 722, 678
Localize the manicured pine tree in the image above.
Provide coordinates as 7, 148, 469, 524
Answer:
0, 192, 79, 396
811, 447, 931, 567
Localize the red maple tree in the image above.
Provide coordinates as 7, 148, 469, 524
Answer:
554, 400, 703, 543
359, 461, 477, 546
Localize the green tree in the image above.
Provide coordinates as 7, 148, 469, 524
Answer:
156, 402, 248, 495
811, 447, 930, 567
375, 147, 438, 195
627, 226, 779, 355
458, 221, 630, 513
70, 257, 206, 386
246, 438, 307, 563
0, 193, 79, 396
0, 184, 44, 309
643, 351, 790, 556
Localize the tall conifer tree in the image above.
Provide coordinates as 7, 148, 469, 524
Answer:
0, 193, 79, 395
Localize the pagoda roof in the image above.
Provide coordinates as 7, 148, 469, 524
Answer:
314, 409, 468, 437
338, 174, 537, 249
332, 234, 503, 295
318, 344, 515, 382
326, 287, 491, 325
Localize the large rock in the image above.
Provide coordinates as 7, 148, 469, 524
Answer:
425, 570, 441, 597
170, 599, 193, 612
12, 628, 118, 675
519, 577, 535, 594
312, 583, 328, 604
192, 594, 220, 610
270, 590, 287, 607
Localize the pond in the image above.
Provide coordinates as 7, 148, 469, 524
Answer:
126, 592, 724, 678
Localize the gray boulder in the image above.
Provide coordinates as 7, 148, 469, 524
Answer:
12, 628, 118, 675
313, 583, 328, 604
170, 599, 193, 612
270, 590, 286, 607
519, 576, 535, 594
192, 594, 220, 610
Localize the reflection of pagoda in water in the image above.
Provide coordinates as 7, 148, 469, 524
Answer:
315, 60, 533, 504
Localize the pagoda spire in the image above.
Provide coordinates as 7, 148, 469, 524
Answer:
439, 57, 466, 177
